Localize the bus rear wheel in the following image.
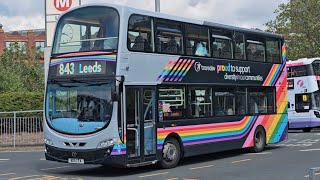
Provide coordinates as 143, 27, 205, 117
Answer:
251, 126, 266, 153
303, 128, 312, 132
159, 138, 181, 169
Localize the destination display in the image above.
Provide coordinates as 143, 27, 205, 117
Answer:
56, 61, 107, 76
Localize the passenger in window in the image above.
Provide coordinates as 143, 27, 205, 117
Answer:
195, 42, 208, 56
221, 43, 231, 58
144, 39, 152, 52
227, 106, 234, 116
249, 98, 258, 114
186, 40, 193, 55
79, 41, 90, 52
132, 35, 145, 51
166, 37, 178, 54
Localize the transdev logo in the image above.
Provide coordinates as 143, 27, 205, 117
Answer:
297, 80, 304, 87
193, 62, 215, 72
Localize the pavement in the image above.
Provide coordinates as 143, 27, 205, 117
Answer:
1, 130, 320, 180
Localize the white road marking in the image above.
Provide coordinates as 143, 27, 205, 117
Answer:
40, 158, 46, 160
0, 159, 10, 161
0, 173, 15, 176
189, 164, 214, 170
231, 159, 251, 164
40, 166, 72, 171
166, 178, 179, 180
139, 172, 169, 178
300, 148, 320, 152
9, 175, 40, 180
304, 172, 320, 178
245, 152, 272, 155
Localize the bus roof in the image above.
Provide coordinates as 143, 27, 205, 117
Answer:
287, 58, 320, 66
62, 3, 283, 40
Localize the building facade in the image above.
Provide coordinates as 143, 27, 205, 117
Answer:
0, 24, 45, 54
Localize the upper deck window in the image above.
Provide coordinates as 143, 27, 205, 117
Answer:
266, 38, 281, 63
211, 28, 233, 59
185, 24, 209, 57
246, 34, 266, 62
155, 20, 184, 55
128, 15, 153, 52
52, 7, 119, 55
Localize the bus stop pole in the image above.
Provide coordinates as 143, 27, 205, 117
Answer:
155, 0, 160, 12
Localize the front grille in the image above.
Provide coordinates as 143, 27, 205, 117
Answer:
63, 142, 87, 147
46, 146, 110, 162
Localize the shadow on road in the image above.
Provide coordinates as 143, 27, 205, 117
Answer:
46, 147, 283, 178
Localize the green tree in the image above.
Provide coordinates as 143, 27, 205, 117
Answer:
265, 0, 320, 59
0, 42, 44, 93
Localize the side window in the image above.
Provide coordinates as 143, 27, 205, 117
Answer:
266, 38, 281, 63
234, 32, 245, 60
287, 66, 307, 78
185, 24, 210, 57
248, 88, 275, 114
214, 88, 235, 116
295, 94, 311, 112
212, 28, 233, 59
159, 87, 186, 120
128, 15, 153, 52
235, 88, 247, 115
188, 87, 213, 118
246, 34, 266, 62
155, 19, 183, 55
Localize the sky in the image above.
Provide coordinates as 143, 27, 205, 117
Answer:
0, 0, 288, 31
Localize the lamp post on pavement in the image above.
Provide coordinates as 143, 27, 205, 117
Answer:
155, 0, 160, 12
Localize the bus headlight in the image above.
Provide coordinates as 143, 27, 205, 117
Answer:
97, 138, 117, 148
44, 138, 53, 146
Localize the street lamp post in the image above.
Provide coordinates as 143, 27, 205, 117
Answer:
155, 0, 160, 12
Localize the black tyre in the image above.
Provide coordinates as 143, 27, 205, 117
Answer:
302, 128, 312, 132
159, 138, 181, 169
251, 126, 266, 153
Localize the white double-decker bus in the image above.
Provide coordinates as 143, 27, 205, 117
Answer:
287, 58, 320, 132
44, 3, 287, 168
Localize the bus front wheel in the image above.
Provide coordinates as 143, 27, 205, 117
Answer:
251, 126, 266, 153
159, 138, 181, 169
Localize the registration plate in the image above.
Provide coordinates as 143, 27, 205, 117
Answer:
68, 158, 84, 164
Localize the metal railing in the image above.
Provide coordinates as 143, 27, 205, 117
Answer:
0, 110, 43, 148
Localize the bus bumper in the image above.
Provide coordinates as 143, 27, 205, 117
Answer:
45, 145, 126, 167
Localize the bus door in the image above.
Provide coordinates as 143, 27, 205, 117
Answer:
126, 87, 157, 164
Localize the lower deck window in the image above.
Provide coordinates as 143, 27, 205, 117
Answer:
158, 86, 276, 120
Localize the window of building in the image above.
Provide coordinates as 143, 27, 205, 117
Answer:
35, 41, 45, 52
185, 24, 209, 57
266, 38, 281, 63
128, 15, 153, 52
6, 41, 28, 53
295, 94, 311, 112
155, 19, 183, 55
159, 87, 186, 120
246, 34, 266, 62
234, 32, 245, 60
248, 88, 275, 114
212, 28, 233, 59
188, 87, 213, 118
214, 88, 235, 116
